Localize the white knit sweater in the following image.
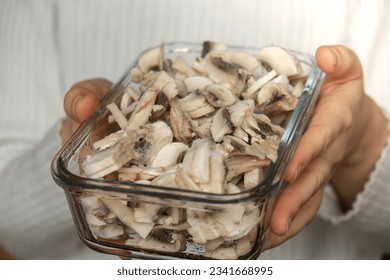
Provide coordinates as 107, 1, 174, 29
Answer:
0, 0, 389, 259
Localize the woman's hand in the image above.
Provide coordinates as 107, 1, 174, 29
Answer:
60, 78, 112, 145
262, 45, 389, 251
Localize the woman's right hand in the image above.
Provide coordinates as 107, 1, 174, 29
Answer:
61, 78, 112, 145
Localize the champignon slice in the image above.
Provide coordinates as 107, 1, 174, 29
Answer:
211, 108, 235, 142
125, 232, 185, 253
202, 84, 236, 107
183, 76, 214, 93
125, 71, 171, 131
243, 168, 264, 190
133, 121, 173, 165
107, 103, 128, 130
150, 142, 189, 168
169, 98, 194, 143
201, 41, 228, 57
243, 70, 277, 99
151, 168, 178, 188
175, 164, 202, 192
211, 205, 246, 237
220, 51, 259, 72
118, 165, 167, 181
187, 211, 223, 243
179, 91, 215, 119
203, 247, 238, 260
101, 198, 154, 238
224, 153, 270, 181
198, 150, 227, 194
134, 203, 161, 223
257, 83, 296, 114
291, 80, 304, 98
225, 208, 260, 240
182, 139, 212, 184
228, 99, 255, 126
82, 133, 138, 178
137, 44, 164, 74
172, 55, 198, 77
92, 130, 127, 151
257, 46, 303, 77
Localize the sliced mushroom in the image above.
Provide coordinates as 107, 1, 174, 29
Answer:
183, 76, 214, 93
256, 83, 296, 115
133, 121, 173, 165
211, 107, 234, 142
125, 232, 185, 253
101, 198, 154, 238
201, 41, 228, 57
257, 46, 303, 77
82, 132, 138, 178
202, 84, 236, 107
203, 247, 238, 260
125, 71, 171, 131
169, 97, 194, 143
179, 90, 215, 119
150, 142, 189, 168
243, 70, 277, 99
172, 55, 198, 77
137, 44, 164, 74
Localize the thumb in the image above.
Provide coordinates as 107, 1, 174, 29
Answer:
64, 78, 112, 123
315, 45, 363, 86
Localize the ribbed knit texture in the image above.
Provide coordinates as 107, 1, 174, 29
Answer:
0, 0, 389, 259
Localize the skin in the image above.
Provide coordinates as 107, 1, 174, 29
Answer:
60, 45, 388, 253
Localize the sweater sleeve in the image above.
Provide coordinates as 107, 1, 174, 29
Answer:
0, 121, 89, 259
0, 0, 96, 259
318, 110, 390, 234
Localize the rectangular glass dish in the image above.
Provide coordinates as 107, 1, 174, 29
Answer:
51, 42, 325, 260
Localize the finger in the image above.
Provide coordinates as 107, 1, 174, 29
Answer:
316, 45, 363, 88
284, 93, 351, 182
262, 187, 324, 251
64, 78, 112, 122
270, 154, 332, 236
285, 45, 361, 182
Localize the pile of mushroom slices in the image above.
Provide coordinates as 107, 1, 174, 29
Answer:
80, 41, 306, 259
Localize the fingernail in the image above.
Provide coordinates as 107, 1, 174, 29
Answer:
291, 165, 304, 183
286, 217, 292, 233
72, 95, 82, 120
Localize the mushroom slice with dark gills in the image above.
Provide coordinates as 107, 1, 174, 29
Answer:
201, 84, 236, 107
125, 231, 186, 253
179, 90, 215, 119
131, 121, 173, 166
169, 97, 194, 143
256, 83, 297, 115
211, 107, 235, 142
